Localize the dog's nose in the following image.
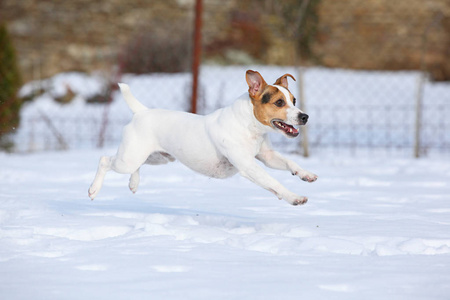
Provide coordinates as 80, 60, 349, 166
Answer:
298, 113, 309, 124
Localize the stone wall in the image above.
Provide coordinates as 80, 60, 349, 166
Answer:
314, 0, 450, 80
0, 0, 200, 81
1, 0, 449, 82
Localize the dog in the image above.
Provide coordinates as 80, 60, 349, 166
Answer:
88, 70, 318, 205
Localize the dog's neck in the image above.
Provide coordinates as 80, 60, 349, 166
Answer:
232, 94, 274, 137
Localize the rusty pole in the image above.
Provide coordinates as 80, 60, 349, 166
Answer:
191, 0, 203, 114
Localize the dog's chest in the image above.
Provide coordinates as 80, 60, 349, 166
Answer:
207, 156, 237, 179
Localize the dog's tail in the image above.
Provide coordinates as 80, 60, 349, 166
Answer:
118, 83, 148, 114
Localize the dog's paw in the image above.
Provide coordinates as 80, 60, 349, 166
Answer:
128, 172, 140, 194
129, 179, 139, 194
88, 186, 98, 200
298, 171, 318, 183
284, 192, 308, 206
292, 196, 308, 206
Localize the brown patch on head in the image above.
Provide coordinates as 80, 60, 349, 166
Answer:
246, 70, 294, 127
253, 88, 289, 126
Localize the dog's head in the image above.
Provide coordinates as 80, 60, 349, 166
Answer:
246, 70, 308, 138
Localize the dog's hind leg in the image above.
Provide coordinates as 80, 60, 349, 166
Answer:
88, 144, 150, 200
88, 156, 112, 200
89, 152, 148, 199
127, 152, 175, 194
89, 120, 165, 199
129, 168, 140, 194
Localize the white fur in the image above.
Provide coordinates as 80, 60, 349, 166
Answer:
273, 84, 305, 126
88, 84, 318, 206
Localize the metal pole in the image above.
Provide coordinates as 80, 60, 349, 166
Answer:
191, 0, 203, 114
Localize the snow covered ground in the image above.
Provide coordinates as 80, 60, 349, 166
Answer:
1, 149, 450, 299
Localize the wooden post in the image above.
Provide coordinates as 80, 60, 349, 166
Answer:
191, 0, 203, 114
297, 67, 309, 157
414, 72, 425, 158
414, 12, 443, 158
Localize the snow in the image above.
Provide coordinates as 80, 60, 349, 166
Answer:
2, 66, 450, 297
1, 149, 450, 299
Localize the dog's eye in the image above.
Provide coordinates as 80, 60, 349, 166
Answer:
293, 97, 296, 106
275, 99, 285, 107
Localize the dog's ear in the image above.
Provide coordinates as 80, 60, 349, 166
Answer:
274, 74, 296, 89
246, 70, 267, 98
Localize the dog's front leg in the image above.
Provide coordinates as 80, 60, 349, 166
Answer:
256, 139, 318, 183
230, 156, 308, 206
257, 150, 318, 182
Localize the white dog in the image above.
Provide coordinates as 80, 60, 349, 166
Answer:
89, 70, 317, 205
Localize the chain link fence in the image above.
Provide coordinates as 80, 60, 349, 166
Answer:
12, 66, 450, 157
3, 0, 449, 157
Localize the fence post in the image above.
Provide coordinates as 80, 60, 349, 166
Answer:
38, 109, 68, 150
190, 0, 203, 114
414, 12, 443, 158
297, 67, 310, 157
97, 73, 120, 148
414, 72, 425, 158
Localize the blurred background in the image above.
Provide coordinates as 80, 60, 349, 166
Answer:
0, 0, 449, 157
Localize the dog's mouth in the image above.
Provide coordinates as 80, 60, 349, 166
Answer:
271, 120, 299, 138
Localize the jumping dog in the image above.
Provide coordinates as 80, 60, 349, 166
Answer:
89, 70, 318, 205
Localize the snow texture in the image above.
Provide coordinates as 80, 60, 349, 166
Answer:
1, 150, 450, 299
